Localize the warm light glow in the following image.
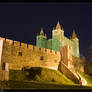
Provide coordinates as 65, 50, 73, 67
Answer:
48, 67, 57, 70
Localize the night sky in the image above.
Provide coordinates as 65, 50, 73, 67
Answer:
0, 3, 91, 59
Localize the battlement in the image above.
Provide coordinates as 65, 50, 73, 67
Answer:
0, 37, 60, 56
6, 39, 13, 45
0, 37, 5, 41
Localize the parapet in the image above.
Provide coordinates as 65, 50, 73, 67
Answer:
0, 37, 5, 41
14, 41, 20, 47
33, 46, 40, 51
40, 48, 46, 53
21, 42, 27, 48
5, 39, 13, 45
0, 36, 61, 56
28, 44, 34, 50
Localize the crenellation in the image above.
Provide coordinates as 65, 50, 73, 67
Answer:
28, 44, 34, 50
45, 48, 47, 52
55, 51, 57, 54
33, 46, 40, 52
40, 48, 45, 53
21, 42, 27, 48
14, 41, 20, 47
27, 44, 29, 48
47, 49, 51, 54
50, 50, 52, 53
39, 47, 41, 51
57, 51, 60, 56
52, 50, 55, 54
5, 39, 13, 45
0, 37, 5, 41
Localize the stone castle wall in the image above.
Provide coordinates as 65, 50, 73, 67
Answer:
36, 32, 79, 58
0, 37, 60, 70
0, 37, 84, 82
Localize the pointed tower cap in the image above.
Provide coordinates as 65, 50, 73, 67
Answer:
56, 20, 61, 29
72, 29, 77, 39
40, 27, 44, 35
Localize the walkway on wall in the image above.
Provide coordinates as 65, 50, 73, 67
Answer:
61, 62, 87, 85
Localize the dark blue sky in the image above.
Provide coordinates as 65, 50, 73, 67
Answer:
0, 3, 91, 59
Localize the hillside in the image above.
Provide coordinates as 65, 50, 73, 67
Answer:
78, 71, 92, 86
1, 67, 92, 89
9, 67, 74, 85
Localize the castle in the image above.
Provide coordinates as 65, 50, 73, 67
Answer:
0, 21, 87, 85
36, 21, 79, 58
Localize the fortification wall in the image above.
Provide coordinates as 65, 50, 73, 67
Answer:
0, 70, 9, 81
62, 36, 79, 57
1, 38, 60, 70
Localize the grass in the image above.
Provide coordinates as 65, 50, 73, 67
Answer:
78, 71, 92, 86
1, 80, 92, 89
9, 67, 74, 85
1, 67, 92, 89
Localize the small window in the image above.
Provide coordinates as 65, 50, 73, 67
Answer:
18, 52, 22, 56
40, 56, 44, 60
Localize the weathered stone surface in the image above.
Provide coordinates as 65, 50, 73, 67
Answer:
1, 40, 60, 70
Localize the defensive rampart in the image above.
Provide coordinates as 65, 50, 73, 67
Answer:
0, 37, 60, 70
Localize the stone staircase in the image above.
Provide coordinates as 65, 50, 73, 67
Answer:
69, 66, 87, 85
76, 72, 87, 85
61, 62, 87, 85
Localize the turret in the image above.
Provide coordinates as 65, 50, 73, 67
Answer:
56, 21, 62, 30
71, 29, 79, 42
52, 20, 64, 41
71, 29, 79, 57
36, 28, 47, 48
52, 21, 63, 51
40, 28, 44, 36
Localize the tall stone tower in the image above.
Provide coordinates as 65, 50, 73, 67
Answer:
71, 30, 79, 57
52, 21, 64, 51
36, 28, 47, 48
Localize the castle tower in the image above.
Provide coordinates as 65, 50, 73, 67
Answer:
52, 21, 64, 40
56, 21, 61, 29
40, 28, 44, 35
36, 28, 47, 48
52, 21, 64, 51
71, 29, 79, 57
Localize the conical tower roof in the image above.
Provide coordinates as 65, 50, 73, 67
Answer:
40, 28, 44, 35
72, 29, 77, 39
56, 20, 61, 29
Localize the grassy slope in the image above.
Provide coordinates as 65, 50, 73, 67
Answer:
9, 67, 74, 85
78, 71, 92, 86
2, 67, 92, 89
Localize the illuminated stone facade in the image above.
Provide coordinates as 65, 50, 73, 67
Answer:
0, 21, 85, 84
36, 21, 79, 57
